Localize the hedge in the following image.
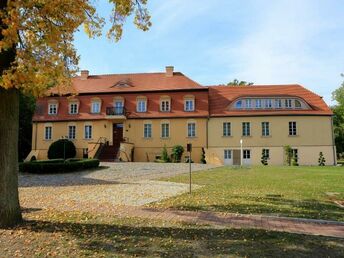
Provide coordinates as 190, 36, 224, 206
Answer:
19, 159, 100, 173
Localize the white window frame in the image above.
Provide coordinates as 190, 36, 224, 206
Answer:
91, 101, 101, 114
223, 122, 231, 136
275, 99, 282, 109
285, 99, 292, 108
84, 125, 92, 139
245, 99, 252, 109
224, 149, 232, 159
243, 149, 251, 159
69, 103, 78, 114
184, 99, 195, 112
265, 99, 273, 109
161, 123, 170, 138
187, 122, 196, 137
289, 121, 297, 136
143, 123, 152, 138
68, 125, 76, 139
137, 98, 147, 113
255, 99, 262, 109
262, 122, 270, 136
44, 126, 52, 140
242, 122, 250, 136
48, 103, 58, 115
160, 99, 171, 112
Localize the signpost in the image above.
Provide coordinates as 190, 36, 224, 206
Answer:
187, 143, 192, 194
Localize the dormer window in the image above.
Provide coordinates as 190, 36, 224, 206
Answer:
275, 99, 282, 108
255, 99, 262, 108
245, 99, 251, 109
48, 103, 58, 115
295, 99, 302, 109
160, 96, 171, 112
235, 100, 242, 109
265, 99, 272, 109
91, 98, 101, 114
285, 99, 292, 108
184, 95, 195, 111
69, 102, 79, 114
137, 97, 147, 112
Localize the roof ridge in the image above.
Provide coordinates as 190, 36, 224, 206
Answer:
76, 72, 186, 78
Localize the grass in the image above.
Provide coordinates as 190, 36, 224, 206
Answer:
151, 166, 344, 221
0, 209, 343, 257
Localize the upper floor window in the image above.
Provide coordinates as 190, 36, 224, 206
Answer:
285, 99, 292, 108
144, 123, 152, 138
44, 126, 52, 140
255, 99, 262, 108
48, 103, 58, 115
184, 99, 195, 112
187, 122, 196, 137
289, 121, 297, 136
68, 125, 76, 139
275, 99, 282, 108
137, 98, 147, 113
242, 122, 250, 136
160, 99, 171, 112
161, 123, 170, 138
223, 122, 231, 136
69, 103, 78, 114
265, 99, 272, 109
84, 125, 92, 139
295, 99, 302, 109
262, 122, 270, 136
91, 101, 101, 114
245, 99, 252, 109
235, 100, 242, 109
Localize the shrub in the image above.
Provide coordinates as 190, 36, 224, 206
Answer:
318, 152, 326, 166
161, 145, 171, 162
19, 159, 100, 173
171, 145, 184, 163
200, 148, 206, 164
48, 139, 76, 160
284, 145, 293, 166
292, 156, 299, 166
261, 150, 268, 166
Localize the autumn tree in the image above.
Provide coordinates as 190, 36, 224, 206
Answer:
227, 79, 253, 86
0, 0, 151, 227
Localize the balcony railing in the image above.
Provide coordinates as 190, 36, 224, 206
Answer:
106, 106, 126, 116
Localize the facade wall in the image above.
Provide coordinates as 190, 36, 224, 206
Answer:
206, 116, 335, 165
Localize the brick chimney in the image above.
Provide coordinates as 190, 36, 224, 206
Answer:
80, 70, 89, 80
165, 66, 174, 77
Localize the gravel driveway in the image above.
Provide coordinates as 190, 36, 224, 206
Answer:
19, 162, 219, 211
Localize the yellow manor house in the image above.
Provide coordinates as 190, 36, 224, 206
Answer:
27, 66, 336, 166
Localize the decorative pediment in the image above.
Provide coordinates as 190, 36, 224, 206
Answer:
112, 79, 133, 88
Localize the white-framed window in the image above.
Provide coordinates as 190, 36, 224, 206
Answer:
144, 123, 152, 138
235, 100, 242, 109
255, 99, 262, 108
285, 99, 292, 108
161, 123, 170, 138
265, 99, 272, 108
184, 99, 195, 111
242, 122, 250, 136
275, 99, 282, 108
137, 98, 147, 112
69, 103, 78, 114
245, 99, 252, 109
48, 103, 58, 115
91, 101, 101, 113
223, 122, 231, 136
243, 149, 251, 159
224, 149, 232, 159
295, 99, 302, 109
84, 125, 92, 139
289, 121, 297, 136
44, 126, 52, 140
160, 99, 171, 112
68, 125, 76, 139
187, 122, 196, 137
262, 122, 270, 136
262, 148, 270, 159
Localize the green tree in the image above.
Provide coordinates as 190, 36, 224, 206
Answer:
227, 79, 253, 86
332, 74, 344, 157
0, 0, 151, 227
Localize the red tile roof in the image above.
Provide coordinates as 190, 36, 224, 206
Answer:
49, 72, 204, 95
208, 84, 332, 116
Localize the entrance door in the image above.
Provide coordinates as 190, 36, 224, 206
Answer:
232, 150, 241, 165
224, 149, 233, 165
112, 123, 123, 147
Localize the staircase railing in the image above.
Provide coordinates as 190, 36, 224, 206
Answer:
88, 137, 107, 158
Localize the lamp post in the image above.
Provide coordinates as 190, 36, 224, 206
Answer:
240, 139, 243, 167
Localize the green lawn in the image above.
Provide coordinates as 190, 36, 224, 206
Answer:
151, 166, 344, 221
1, 210, 343, 257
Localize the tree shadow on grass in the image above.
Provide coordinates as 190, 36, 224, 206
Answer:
170, 196, 344, 222
16, 219, 344, 257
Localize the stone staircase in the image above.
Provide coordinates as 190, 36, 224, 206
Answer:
98, 145, 119, 162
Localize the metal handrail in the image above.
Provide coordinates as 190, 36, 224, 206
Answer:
106, 106, 126, 116
87, 137, 107, 154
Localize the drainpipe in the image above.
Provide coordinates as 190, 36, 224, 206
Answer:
330, 116, 337, 165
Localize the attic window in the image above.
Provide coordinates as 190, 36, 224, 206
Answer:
112, 79, 133, 88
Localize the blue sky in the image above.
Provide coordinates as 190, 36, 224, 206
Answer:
74, 0, 344, 105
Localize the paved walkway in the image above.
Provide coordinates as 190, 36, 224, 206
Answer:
112, 206, 344, 238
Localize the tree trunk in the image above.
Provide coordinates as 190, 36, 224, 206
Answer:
0, 88, 22, 227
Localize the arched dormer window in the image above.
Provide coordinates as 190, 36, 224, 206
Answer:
235, 100, 242, 109
295, 99, 302, 109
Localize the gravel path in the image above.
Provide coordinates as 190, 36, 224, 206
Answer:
19, 162, 219, 208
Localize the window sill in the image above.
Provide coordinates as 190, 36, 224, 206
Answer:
48, 114, 58, 116
187, 136, 197, 139
44, 139, 53, 141
83, 138, 93, 141
288, 135, 299, 137
142, 137, 153, 140
136, 111, 147, 113
261, 135, 271, 138
222, 135, 232, 138
160, 111, 171, 113
242, 135, 252, 138
184, 110, 195, 112
160, 137, 170, 140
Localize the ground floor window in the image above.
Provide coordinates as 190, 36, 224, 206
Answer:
224, 149, 232, 159
187, 122, 196, 137
44, 126, 52, 140
262, 148, 270, 159
144, 123, 152, 138
84, 125, 92, 139
243, 149, 251, 159
161, 123, 170, 138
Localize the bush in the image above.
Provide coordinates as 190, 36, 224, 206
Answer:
19, 159, 100, 173
200, 148, 206, 164
48, 139, 76, 160
171, 145, 184, 163
318, 152, 326, 166
261, 150, 268, 166
161, 145, 171, 163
